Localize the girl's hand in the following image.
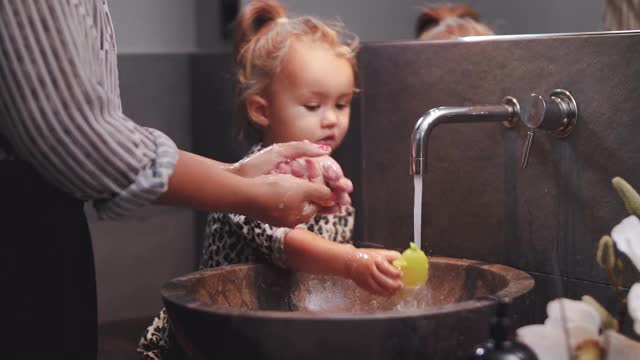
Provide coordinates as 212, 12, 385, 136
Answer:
248, 173, 335, 227
315, 156, 353, 213
229, 140, 330, 178
275, 155, 353, 214
345, 247, 403, 296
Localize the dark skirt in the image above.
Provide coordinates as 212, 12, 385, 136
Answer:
0, 160, 97, 358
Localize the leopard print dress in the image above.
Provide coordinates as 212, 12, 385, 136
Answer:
137, 144, 355, 359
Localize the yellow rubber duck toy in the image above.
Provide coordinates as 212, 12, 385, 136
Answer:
392, 242, 429, 288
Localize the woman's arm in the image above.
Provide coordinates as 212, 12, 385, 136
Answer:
157, 150, 333, 227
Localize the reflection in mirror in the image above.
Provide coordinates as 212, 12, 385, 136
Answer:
414, 0, 640, 41
415, 3, 494, 40
604, 0, 640, 30
441, 1, 605, 36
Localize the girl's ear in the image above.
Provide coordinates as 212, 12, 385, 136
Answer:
246, 95, 270, 127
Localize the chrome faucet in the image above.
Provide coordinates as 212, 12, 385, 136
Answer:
410, 97, 521, 175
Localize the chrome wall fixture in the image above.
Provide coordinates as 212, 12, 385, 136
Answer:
410, 90, 578, 175
520, 89, 578, 168
410, 97, 520, 176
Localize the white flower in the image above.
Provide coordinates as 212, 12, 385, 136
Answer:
629, 283, 640, 335
611, 215, 640, 271
517, 212, 640, 358
517, 324, 570, 360
610, 215, 640, 335
517, 298, 600, 360
545, 298, 601, 333
517, 297, 640, 359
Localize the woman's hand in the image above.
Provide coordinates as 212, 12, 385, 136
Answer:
248, 173, 335, 227
229, 141, 353, 214
229, 140, 330, 178
345, 247, 403, 296
157, 150, 334, 227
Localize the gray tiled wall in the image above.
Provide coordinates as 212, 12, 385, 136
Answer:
358, 33, 640, 335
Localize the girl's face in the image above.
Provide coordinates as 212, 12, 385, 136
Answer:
255, 39, 355, 151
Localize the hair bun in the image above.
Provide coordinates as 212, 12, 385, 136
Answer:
235, 0, 288, 56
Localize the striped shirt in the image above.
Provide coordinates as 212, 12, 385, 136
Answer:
0, 0, 178, 219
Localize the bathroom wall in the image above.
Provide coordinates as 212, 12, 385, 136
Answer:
108, 0, 198, 53
357, 32, 640, 337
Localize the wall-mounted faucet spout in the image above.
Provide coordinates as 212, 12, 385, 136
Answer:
410, 97, 520, 175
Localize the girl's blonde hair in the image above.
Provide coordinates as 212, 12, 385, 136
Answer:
415, 4, 494, 41
233, 0, 359, 143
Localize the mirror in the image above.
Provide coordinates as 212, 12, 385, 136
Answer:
255, 0, 640, 43
108, 0, 640, 53
438, 0, 607, 36
413, 0, 640, 42
415, 0, 640, 40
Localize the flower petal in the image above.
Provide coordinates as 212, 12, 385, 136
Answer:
517, 324, 571, 360
603, 329, 640, 360
546, 298, 601, 332
628, 283, 640, 335
518, 298, 605, 359
611, 215, 640, 271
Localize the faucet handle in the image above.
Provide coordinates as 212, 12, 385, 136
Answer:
521, 127, 536, 168
520, 93, 552, 168
520, 90, 578, 168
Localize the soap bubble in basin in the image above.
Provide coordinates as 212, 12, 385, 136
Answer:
292, 272, 434, 313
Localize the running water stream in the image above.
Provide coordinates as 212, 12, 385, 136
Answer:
414, 175, 423, 249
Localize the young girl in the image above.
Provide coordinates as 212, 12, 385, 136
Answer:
138, 1, 403, 358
